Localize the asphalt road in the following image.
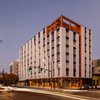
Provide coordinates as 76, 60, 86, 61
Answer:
70, 90, 100, 99
0, 91, 76, 100
0, 87, 100, 100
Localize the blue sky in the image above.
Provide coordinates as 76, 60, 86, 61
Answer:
0, 0, 100, 72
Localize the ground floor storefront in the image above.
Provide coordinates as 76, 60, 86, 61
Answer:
93, 75, 100, 86
18, 77, 92, 88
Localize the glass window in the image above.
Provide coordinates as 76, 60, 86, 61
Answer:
56, 28, 60, 37
57, 53, 60, 62
73, 69, 76, 76
73, 32, 76, 42
52, 32, 54, 41
57, 45, 60, 53
66, 68, 69, 76
58, 68, 60, 76
66, 54, 69, 61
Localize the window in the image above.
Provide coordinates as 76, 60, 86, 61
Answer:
66, 68, 69, 76
52, 55, 54, 61
53, 69, 55, 76
85, 67, 86, 77
66, 62, 69, 68
85, 57, 86, 66
73, 56, 76, 63
52, 41, 54, 48
73, 32, 76, 42
47, 50, 49, 56
34, 36, 36, 45
47, 44, 49, 50
73, 47, 76, 55
56, 28, 60, 37
89, 31, 91, 41
57, 37, 60, 45
66, 54, 69, 62
73, 63, 76, 69
66, 45, 69, 53
66, 28, 69, 32
57, 53, 60, 62
73, 69, 76, 77
58, 68, 60, 76
52, 32, 54, 41
48, 71, 50, 77
52, 48, 54, 55
66, 39, 69, 45
47, 36, 49, 43
38, 32, 40, 43
43, 38, 45, 46
57, 44, 60, 53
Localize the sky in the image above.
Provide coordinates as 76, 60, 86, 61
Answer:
0, 0, 100, 72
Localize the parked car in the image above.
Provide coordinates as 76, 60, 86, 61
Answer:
81, 84, 90, 90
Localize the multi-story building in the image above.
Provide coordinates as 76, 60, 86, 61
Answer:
19, 15, 92, 88
9, 59, 19, 76
92, 59, 100, 86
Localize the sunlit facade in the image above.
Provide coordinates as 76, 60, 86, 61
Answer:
19, 15, 92, 88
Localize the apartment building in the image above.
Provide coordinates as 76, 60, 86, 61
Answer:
92, 59, 100, 86
19, 15, 92, 88
9, 59, 19, 76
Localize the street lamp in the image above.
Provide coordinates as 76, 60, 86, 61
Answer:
43, 59, 53, 89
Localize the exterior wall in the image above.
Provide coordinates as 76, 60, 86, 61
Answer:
76, 33, 79, 77
69, 30, 73, 77
81, 26, 92, 78
60, 27, 66, 77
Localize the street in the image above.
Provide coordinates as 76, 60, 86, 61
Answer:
0, 87, 100, 100
0, 91, 80, 100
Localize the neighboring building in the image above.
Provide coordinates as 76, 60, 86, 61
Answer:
9, 59, 19, 76
92, 59, 100, 86
19, 15, 92, 88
